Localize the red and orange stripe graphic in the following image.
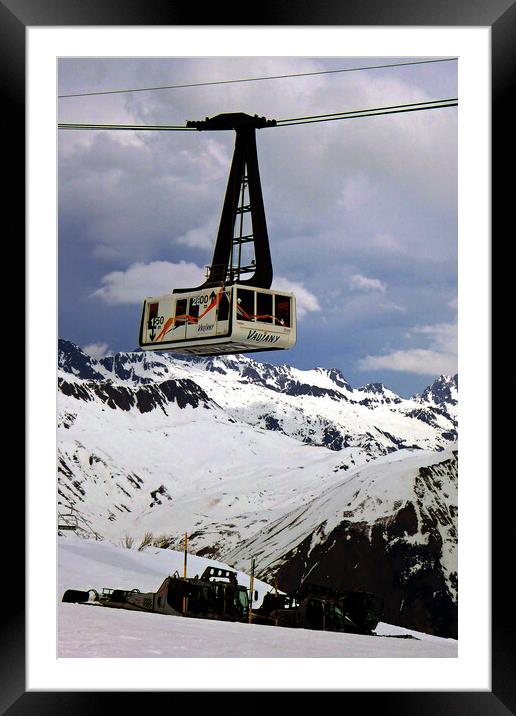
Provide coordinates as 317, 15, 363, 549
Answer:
236, 304, 285, 325
153, 290, 223, 343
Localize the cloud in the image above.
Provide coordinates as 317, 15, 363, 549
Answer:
82, 342, 111, 359
176, 217, 219, 250
58, 57, 457, 395
92, 261, 205, 304
412, 321, 457, 355
378, 301, 406, 313
58, 130, 227, 262
356, 348, 456, 376
370, 233, 408, 255
337, 174, 371, 211
59, 56, 457, 268
92, 262, 321, 320
272, 276, 321, 318
356, 320, 457, 376
349, 273, 386, 293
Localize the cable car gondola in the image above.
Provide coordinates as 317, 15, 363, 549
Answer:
139, 112, 297, 356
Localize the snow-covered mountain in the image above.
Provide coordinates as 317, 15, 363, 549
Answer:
57, 339, 459, 636
414, 373, 458, 409
59, 339, 457, 454
226, 447, 458, 638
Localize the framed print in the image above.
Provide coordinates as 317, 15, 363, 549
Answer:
10, 0, 512, 710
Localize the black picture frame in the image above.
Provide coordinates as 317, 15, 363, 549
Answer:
9, 0, 510, 711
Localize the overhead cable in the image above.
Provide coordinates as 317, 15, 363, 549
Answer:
58, 58, 458, 99
58, 98, 458, 132
276, 98, 458, 125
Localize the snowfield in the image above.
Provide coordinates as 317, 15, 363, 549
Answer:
227, 446, 458, 599
56, 342, 459, 640
58, 538, 457, 658
57, 341, 458, 560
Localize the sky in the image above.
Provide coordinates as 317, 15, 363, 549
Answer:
58, 56, 457, 397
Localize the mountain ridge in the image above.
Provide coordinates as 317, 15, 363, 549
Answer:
57, 339, 459, 636
58, 339, 458, 455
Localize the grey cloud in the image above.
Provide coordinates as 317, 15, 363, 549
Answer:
58, 57, 457, 395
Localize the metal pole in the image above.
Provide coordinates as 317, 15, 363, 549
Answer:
236, 175, 246, 281
182, 532, 188, 616
248, 556, 255, 624
274, 577, 279, 627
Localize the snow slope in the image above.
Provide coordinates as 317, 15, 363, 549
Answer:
58, 381, 358, 553
225, 447, 458, 638
226, 447, 458, 594
57, 340, 459, 637
60, 340, 458, 456
58, 538, 457, 658
57, 340, 458, 556
58, 535, 272, 607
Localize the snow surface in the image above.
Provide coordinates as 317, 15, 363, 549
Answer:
226, 447, 458, 599
58, 538, 457, 659
56, 344, 459, 649
57, 374, 457, 562
58, 343, 458, 563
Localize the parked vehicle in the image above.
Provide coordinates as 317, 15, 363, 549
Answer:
254, 582, 383, 634
63, 567, 382, 635
62, 565, 257, 624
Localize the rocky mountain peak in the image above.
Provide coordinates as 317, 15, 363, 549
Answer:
315, 367, 352, 391
414, 374, 458, 408
58, 339, 106, 381
361, 381, 387, 394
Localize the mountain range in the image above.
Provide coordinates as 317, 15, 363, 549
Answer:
57, 339, 458, 636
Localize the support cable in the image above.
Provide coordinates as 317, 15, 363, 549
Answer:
58, 98, 458, 132
58, 58, 458, 99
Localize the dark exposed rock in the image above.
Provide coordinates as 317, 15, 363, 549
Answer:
324, 368, 352, 391
58, 339, 106, 380
204, 362, 227, 375
58, 376, 214, 413
241, 365, 264, 382
127, 473, 143, 490
374, 427, 423, 452
441, 430, 458, 441
282, 381, 344, 400
268, 510, 456, 638
195, 545, 220, 558
322, 425, 346, 450
413, 374, 458, 408
59, 412, 77, 429
263, 414, 282, 431
149, 484, 172, 507
256, 453, 458, 638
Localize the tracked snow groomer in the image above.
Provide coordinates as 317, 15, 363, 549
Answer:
62, 565, 258, 623
253, 583, 384, 634
62, 568, 383, 635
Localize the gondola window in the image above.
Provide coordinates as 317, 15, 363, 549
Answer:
175, 298, 188, 326
275, 295, 291, 327
257, 292, 273, 324
217, 291, 230, 322
188, 300, 200, 323
236, 288, 255, 321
